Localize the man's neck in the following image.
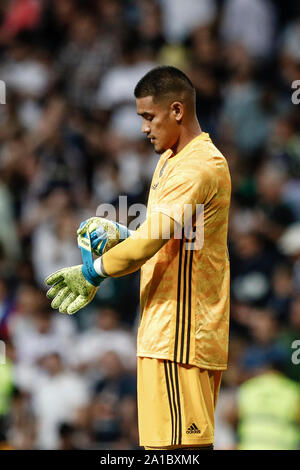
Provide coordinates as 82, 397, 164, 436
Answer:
171, 123, 202, 155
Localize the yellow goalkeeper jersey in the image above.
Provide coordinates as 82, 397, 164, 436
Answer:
137, 132, 231, 370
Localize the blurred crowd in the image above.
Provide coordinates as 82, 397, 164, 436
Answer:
0, 0, 299, 450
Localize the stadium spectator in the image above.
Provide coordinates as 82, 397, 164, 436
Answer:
235, 361, 300, 449
32, 352, 89, 449
76, 306, 136, 371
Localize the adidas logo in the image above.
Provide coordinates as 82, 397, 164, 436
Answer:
186, 423, 200, 434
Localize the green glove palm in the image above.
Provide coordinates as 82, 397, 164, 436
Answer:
45, 265, 99, 314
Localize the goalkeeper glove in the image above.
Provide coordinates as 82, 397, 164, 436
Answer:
45, 264, 104, 314
45, 227, 106, 314
77, 217, 131, 257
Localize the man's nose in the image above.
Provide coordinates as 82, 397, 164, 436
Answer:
142, 121, 150, 134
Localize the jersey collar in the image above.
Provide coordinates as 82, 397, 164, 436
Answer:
163, 132, 211, 161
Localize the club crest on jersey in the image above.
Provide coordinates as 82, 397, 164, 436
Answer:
152, 160, 168, 189
159, 160, 168, 178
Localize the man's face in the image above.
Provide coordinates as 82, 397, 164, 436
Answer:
136, 95, 180, 154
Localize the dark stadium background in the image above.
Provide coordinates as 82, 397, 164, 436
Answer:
0, 0, 299, 450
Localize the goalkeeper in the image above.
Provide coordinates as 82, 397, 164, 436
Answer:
45, 66, 231, 450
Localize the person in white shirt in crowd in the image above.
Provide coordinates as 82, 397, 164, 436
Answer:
32, 352, 89, 449
76, 306, 136, 372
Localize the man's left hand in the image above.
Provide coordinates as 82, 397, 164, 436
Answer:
45, 264, 104, 314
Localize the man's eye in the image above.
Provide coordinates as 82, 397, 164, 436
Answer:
146, 116, 153, 121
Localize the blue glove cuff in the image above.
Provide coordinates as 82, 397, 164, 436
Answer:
81, 262, 103, 287
78, 232, 104, 287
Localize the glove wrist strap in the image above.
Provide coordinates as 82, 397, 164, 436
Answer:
78, 233, 104, 287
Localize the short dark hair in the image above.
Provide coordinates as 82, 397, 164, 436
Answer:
134, 65, 196, 107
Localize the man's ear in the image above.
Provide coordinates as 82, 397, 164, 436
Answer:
171, 101, 184, 122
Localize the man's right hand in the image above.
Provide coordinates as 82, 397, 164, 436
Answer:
77, 217, 131, 257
